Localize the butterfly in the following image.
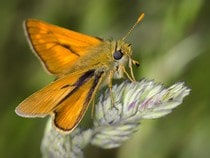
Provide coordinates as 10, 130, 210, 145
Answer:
15, 13, 144, 134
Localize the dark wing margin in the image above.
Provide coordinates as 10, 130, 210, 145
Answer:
23, 19, 103, 75
53, 69, 105, 133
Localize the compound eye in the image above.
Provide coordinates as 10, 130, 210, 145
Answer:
113, 50, 123, 60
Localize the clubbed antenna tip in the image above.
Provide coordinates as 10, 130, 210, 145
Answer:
122, 12, 145, 41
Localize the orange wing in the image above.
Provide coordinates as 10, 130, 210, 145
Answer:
24, 19, 103, 75
53, 70, 104, 133
16, 70, 104, 133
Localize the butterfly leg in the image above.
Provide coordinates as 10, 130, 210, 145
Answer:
108, 70, 118, 108
90, 98, 95, 118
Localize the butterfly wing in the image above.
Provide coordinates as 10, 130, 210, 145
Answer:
53, 70, 104, 132
16, 70, 104, 133
24, 19, 103, 75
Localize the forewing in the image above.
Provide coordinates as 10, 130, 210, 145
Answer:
15, 70, 104, 133
53, 70, 104, 133
24, 19, 103, 75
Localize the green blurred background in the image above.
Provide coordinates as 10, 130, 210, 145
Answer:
0, 0, 209, 157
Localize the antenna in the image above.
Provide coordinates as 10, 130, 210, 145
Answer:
122, 12, 144, 41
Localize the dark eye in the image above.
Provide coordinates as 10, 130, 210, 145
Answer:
113, 50, 123, 60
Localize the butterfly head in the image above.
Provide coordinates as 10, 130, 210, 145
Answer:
111, 40, 139, 81
110, 12, 144, 81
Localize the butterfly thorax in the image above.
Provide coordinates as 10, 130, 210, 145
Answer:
66, 40, 132, 76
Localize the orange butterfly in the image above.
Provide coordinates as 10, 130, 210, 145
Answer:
15, 13, 144, 134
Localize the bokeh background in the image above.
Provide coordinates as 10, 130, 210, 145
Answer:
0, 0, 209, 157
